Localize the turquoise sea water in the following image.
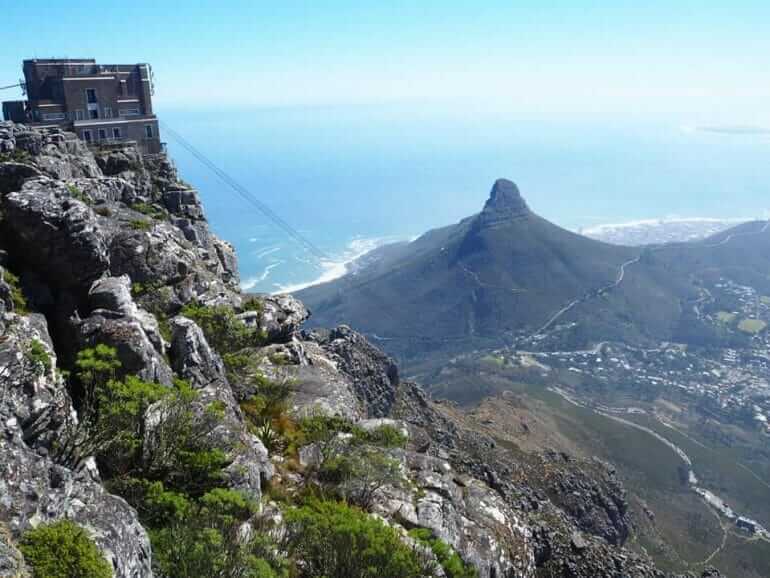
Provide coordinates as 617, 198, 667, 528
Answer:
159, 106, 770, 294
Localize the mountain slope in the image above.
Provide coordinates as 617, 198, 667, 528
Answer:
297, 179, 692, 361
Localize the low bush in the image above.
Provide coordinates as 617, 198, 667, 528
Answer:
2, 269, 27, 313
0, 148, 32, 163
283, 499, 436, 578
240, 295, 264, 313
149, 487, 287, 578
131, 202, 169, 220
180, 302, 266, 354
129, 218, 152, 231
66, 184, 92, 205
353, 424, 408, 449
25, 339, 52, 375
19, 520, 112, 578
409, 528, 478, 578
317, 446, 403, 509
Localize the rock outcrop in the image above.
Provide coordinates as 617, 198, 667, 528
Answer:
0, 269, 153, 577
167, 316, 272, 498
482, 178, 530, 218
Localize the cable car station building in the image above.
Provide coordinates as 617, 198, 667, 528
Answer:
2, 58, 162, 154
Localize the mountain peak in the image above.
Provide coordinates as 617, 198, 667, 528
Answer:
482, 178, 530, 216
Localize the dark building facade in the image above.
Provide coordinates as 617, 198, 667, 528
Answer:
3, 58, 162, 154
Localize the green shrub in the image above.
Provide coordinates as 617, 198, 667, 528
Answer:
59, 347, 229, 494
25, 339, 52, 375
0, 148, 32, 163
409, 528, 478, 578
317, 446, 403, 509
55, 345, 287, 577
2, 269, 27, 313
19, 520, 112, 578
297, 414, 355, 445
283, 499, 435, 578
66, 184, 92, 205
150, 488, 287, 578
129, 219, 152, 231
353, 424, 408, 449
240, 296, 264, 313
180, 302, 266, 353
131, 202, 168, 220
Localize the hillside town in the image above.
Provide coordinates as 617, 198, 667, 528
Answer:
498, 275, 770, 434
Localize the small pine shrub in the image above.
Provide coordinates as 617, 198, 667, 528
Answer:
19, 520, 112, 578
130, 202, 169, 220
240, 295, 264, 313
128, 219, 152, 231
409, 528, 478, 578
0, 148, 32, 163
66, 184, 92, 206
180, 302, 267, 353
2, 269, 28, 313
353, 424, 408, 448
283, 499, 435, 578
26, 339, 52, 375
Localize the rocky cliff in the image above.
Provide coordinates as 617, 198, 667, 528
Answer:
0, 122, 723, 578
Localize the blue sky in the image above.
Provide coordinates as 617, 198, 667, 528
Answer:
2, 0, 769, 123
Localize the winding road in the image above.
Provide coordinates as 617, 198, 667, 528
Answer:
523, 219, 770, 343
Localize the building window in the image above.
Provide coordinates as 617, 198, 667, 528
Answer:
112, 128, 121, 139
145, 125, 154, 139
75, 109, 83, 121
82, 130, 92, 143
88, 109, 99, 120
104, 107, 112, 119
41, 112, 66, 121
86, 88, 97, 103
119, 108, 140, 117
98, 129, 107, 140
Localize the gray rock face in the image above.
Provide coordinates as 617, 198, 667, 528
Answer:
251, 338, 366, 421
0, 312, 71, 450
0, 162, 42, 195
1, 437, 153, 578
377, 451, 535, 578
76, 276, 173, 385
482, 178, 530, 217
312, 325, 400, 417
239, 294, 308, 343
540, 453, 629, 546
0, 308, 152, 578
4, 178, 110, 293
108, 221, 240, 309
0, 529, 30, 577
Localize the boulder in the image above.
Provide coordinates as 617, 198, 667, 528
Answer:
3, 178, 110, 294
76, 276, 173, 386
239, 294, 308, 343
315, 325, 400, 417
0, 162, 42, 195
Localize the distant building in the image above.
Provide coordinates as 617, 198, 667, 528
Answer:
2, 58, 161, 154
737, 516, 757, 534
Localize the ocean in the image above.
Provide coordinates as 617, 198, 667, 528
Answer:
159, 105, 770, 294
